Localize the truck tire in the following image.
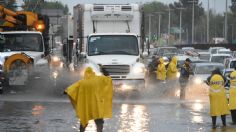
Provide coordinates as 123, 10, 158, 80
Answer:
4, 53, 33, 86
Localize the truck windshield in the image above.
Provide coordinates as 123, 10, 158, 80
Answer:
88, 35, 139, 56
0, 33, 43, 52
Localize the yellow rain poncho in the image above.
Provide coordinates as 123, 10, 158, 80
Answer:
209, 74, 229, 116
65, 67, 113, 127
229, 71, 236, 110
156, 58, 166, 81
166, 56, 178, 80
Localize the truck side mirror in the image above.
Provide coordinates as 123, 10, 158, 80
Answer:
142, 51, 148, 58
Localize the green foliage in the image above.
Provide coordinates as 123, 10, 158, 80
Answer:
22, 0, 68, 14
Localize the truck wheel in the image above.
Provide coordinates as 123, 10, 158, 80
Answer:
0, 89, 3, 94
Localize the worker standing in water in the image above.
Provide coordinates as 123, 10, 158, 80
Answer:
229, 67, 236, 124
179, 58, 193, 100
65, 67, 113, 132
166, 56, 178, 96
208, 72, 229, 128
166, 56, 178, 80
156, 57, 166, 82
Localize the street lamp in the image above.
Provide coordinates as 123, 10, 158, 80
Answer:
225, 0, 228, 40
207, 0, 210, 43
166, 7, 174, 45
147, 14, 153, 43
176, 7, 185, 44
153, 12, 163, 41
188, 0, 198, 44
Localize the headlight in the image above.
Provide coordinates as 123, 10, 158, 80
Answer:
132, 66, 146, 74
176, 72, 180, 78
51, 56, 60, 62
194, 77, 203, 84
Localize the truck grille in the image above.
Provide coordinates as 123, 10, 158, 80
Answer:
121, 6, 132, 11
94, 6, 104, 11
103, 65, 130, 75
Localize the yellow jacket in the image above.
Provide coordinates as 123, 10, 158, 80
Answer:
229, 71, 236, 110
156, 58, 166, 80
166, 56, 178, 80
65, 67, 113, 127
209, 74, 229, 116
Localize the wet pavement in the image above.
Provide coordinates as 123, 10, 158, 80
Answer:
1, 73, 236, 132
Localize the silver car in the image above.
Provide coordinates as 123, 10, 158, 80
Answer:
190, 62, 224, 85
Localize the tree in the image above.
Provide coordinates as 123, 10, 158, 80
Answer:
143, 1, 170, 42
22, 0, 68, 15
170, 0, 205, 43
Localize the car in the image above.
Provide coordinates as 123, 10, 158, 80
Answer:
176, 55, 199, 68
224, 58, 236, 69
189, 62, 225, 85
155, 46, 178, 59
198, 51, 211, 61
208, 47, 226, 54
232, 51, 236, 57
218, 48, 231, 55
222, 68, 234, 99
209, 54, 231, 64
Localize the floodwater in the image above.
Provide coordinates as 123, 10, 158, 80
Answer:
0, 70, 236, 131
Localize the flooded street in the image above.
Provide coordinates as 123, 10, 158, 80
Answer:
1, 77, 236, 132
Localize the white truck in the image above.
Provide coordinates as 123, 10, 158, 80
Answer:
0, 31, 49, 93
73, 4, 146, 91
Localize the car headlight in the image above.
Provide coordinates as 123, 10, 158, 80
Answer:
176, 72, 180, 78
194, 77, 203, 84
132, 66, 146, 74
51, 56, 60, 62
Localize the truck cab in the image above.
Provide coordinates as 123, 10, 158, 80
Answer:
0, 31, 48, 93
86, 33, 146, 91
74, 4, 146, 91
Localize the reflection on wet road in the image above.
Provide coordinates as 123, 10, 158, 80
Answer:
1, 76, 236, 131
2, 99, 236, 132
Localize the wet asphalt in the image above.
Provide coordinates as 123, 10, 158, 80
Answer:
0, 69, 236, 132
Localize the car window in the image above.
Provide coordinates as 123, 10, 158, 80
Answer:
195, 65, 224, 74
230, 61, 236, 68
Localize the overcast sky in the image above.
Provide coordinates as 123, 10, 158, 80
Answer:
56, 0, 230, 14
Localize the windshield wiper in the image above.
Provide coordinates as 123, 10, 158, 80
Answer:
108, 51, 136, 55
90, 51, 107, 56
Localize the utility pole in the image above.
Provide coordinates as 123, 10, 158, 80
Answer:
176, 8, 185, 44
225, 0, 228, 40
207, 0, 209, 43
148, 14, 153, 43
166, 7, 174, 45
154, 12, 163, 41
188, 0, 197, 44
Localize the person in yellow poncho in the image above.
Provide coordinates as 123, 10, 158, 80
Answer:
229, 68, 236, 124
166, 56, 178, 80
156, 57, 166, 81
65, 67, 113, 132
208, 73, 229, 128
